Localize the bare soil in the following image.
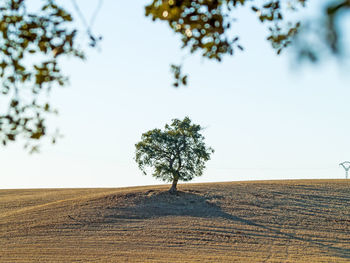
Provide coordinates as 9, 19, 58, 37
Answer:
0, 180, 350, 262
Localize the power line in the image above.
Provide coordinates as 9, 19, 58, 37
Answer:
208, 167, 339, 171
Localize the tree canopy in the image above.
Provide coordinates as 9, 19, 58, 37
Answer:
135, 117, 214, 193
0, 0, 83, 152
0, 0, 349, 150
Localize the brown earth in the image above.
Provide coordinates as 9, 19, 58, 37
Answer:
0, 180, 350, 262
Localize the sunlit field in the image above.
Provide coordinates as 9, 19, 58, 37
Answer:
1, 180, 349, 262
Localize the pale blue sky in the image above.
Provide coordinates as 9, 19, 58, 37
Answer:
1, 1, 350, 188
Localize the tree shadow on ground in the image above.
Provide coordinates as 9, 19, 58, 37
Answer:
103, 190, 230, 220
100, 189, 350, 260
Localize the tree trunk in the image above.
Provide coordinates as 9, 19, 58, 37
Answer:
169, 177, 178, 194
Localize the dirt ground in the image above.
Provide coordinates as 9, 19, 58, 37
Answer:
0, 180, 349, 262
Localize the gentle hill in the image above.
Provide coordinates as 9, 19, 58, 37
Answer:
0, 180, 349, 262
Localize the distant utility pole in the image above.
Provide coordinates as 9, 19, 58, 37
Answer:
339, 161, 350, 179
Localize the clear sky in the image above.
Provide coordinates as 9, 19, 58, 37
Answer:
1, 0, 350, 189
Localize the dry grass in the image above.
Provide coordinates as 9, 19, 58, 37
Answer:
1, 180, 350, 262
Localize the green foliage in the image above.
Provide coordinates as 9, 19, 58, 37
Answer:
294, 0, 350, 62
0, 0, 83, 151
145, 0, 307, 61
170, 64, 187, 87
145, 0, 350, 85
135, 117, 214, 186
146, 0, 238, 62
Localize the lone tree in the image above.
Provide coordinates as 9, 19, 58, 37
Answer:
135, 117, 214, 194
